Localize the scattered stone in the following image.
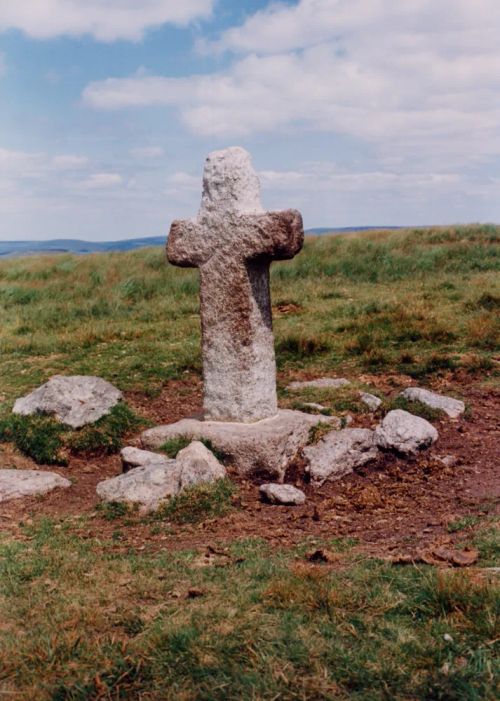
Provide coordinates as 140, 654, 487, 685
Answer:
400, 387, 465, 419
142, 410, 339, 481
259, 483, 306, 505
176, 441, 226, 489
287, 378, 350, 391
359, 391, 382, 411
167, 146, 303, 422
0, 469, 71, 503
121, 446, 172, 473
374, 410, 438, 455
303, 428, 378, 485
435, 454, 458, 468
13, 375, 122, 428
302, 402, 327, 412
96, 460, 180, 513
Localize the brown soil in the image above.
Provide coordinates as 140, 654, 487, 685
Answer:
1, 375, 498, 560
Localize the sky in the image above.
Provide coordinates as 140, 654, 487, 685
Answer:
0, 0, 499, 241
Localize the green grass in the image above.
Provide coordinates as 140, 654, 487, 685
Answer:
0, 226, 498, 406
154, 478, 236, 524
0, 520, 498, 700
0, 403, 145, 464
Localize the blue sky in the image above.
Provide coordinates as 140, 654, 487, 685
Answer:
0, 0, 499, 241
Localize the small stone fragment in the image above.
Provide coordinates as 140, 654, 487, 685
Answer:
400, 387, 465, 419
13, 375, 122, 428
0, 469, 71, 503
302, 402, 327, 412
121, 446, 173, 473
359, 391, 382, 411
287, 378, 350, 391
303, 428, 378, 485
259, 483, 306, 505
176, 441, 226, 489
374, 410, 438, 455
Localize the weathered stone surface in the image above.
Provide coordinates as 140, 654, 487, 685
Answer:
176, 441, 226, 488
287, 378, 350, 391
302, 402, 328, 412
121, 446, 172, 473
400, 387, 465, 419
96, 461, 181, 513
260, 483, 306, 505
375, 410, 438, 454
13, 375, 122, 428
303, 428, 378, 485
359, 391, 382, 411
0, 469, 71, 503
142, 410, 339, 481
167, 147, 304, 423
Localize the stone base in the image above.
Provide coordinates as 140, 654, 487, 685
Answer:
141, 410, 339, 481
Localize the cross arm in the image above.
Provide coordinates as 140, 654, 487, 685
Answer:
167, 219, 205, 268
250, 209, 304, 261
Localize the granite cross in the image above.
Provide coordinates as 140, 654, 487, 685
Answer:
167, 147, 304, 422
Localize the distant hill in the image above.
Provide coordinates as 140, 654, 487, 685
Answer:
0, 227, 404, 258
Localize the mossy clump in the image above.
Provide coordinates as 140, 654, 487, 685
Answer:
155, 478, 236, 524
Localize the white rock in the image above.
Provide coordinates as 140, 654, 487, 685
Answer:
121, 446, 173, 473
359, 391, 382, 411
13, 375, 122, 428
400, 387, 465, 419
302, 402, 328, 412
375, 410, 438, 455
260, 483, 306, 505
96, 461, 181, 513
142, 410, 339, 481
303, 428, 378, 485
0, 469, 71, 503
287, 378, 350, 391
176, 441, 226, 488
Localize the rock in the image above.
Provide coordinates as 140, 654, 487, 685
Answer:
167, 146, 303, 422
435, 454, 458, 468
287, 378, 350, 391
374, 409, 438, 455
359, 391, 382, 411
400, 387, 465, 418
142, 410, 339, 481
96, 460, 181, 513
121, 446, 173, 473
259, 483, 306, 505
303, 428, 378, 485
302, 402, 327, 412
0, 469, 71, 503
13, 375, 122, 428
176, 441, 226, 488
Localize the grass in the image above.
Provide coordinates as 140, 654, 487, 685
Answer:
0, 403, 145, 465
154, 478, 236, 524
0, 521, 498, 700
0, 225, 498, 407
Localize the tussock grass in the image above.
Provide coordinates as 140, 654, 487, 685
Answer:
0, 225, 498, 407
0, 522, 498, 700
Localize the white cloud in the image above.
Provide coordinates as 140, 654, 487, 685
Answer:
52, 154, 89, 169
0, 0, 214, 42
83, 0, 500, 171
130, 146, 165, 159
78, 172, 123, 189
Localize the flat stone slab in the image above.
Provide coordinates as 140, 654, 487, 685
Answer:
141, 410, 339, 481
13, 375, 122, 428
400, 387, 465, 419
260, 483, 306, 505
0, 469, 71, 503
287, 378, 350, 391
375, 409, 438, 455
303, 428, 379, 485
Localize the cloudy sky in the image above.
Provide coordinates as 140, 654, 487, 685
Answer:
0, 0, 499, 241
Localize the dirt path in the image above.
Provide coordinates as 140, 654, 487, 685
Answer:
1, 378, 498, 559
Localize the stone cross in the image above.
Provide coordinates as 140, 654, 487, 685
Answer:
167, 147, 304, 422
